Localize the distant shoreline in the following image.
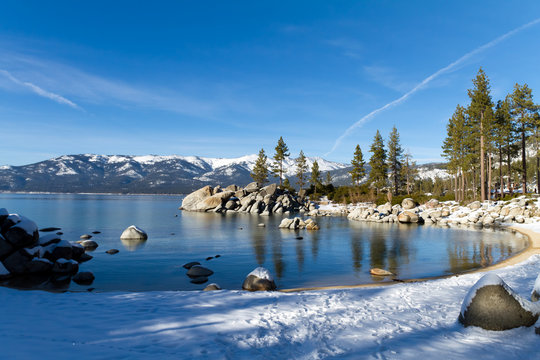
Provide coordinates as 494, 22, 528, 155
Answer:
0, 191, 185, 196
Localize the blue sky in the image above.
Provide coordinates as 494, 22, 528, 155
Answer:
0, 1, 539, 166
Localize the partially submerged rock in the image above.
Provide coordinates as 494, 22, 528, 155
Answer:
370, 268, 394, 276
73, 271, 95, 285
183, 261, 201, 269
120, 225, 148, 241
459, 273, 539, 330
187, 265, 214, 277
242, 267, 276, 291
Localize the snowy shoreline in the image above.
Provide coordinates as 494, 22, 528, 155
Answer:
2, 226, 540, 359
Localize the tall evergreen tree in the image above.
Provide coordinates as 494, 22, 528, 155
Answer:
251, 148, 269, 186
401, 151, 417, 195
272, 136, 290, 186
510, 83, 537, 194
310, 160, 321, 194
368, 130, 387, 193
325, 171, 333, 186
295, 150, 309, 191
467, 68, 493, 201
442, 105, 468, 201
493, 98, 515, 197
349, 144, 366, 186
387, 126, 404, 195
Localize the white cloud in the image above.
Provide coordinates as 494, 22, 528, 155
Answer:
0, 69, 81, 110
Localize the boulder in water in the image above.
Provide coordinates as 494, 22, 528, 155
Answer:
242, 267, 276, 291
120, 225, 148, 241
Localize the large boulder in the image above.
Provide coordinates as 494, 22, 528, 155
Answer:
424, 199, 439, 209
0, 234, 15, 259
398, 211, 419, 223
278, 218, 294, 228
4, 216, 39, 248
468, 201, 482, 210
72, 271, 95, 285
52, 258, 79, 274
244, 182, 260, 193
242, 267, 276, 291
401, 198, 416, 210
459, 274, 539, 330
180, 185, 213, 211
196, 191, 234, 211
120, 225, 148, 241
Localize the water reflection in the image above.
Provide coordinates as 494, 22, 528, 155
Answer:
272, 231, 285, 279
296, 237, 304, 272
121, 238, 147, 251
350, 233, 363, 272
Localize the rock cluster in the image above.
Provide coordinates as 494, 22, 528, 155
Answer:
278, 217, 320, 230
0, 208, 94, 287
459, 273, 540, 330
181, 183, 317, 215
348, 196, 540, 227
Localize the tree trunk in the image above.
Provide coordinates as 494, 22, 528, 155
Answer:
507, 150, 513, 195
499, 145, 504, 199
488, 154, 492, 201
480, 112, 486, 201
454, 172, 458, 202
521, 123, 527, 194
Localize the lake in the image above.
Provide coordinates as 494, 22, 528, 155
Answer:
0, 193, 529, 292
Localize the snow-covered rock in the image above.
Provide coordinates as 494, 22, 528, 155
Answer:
120, 225, 148, 241
242, 267, 276, 291
459, 273, 540, 330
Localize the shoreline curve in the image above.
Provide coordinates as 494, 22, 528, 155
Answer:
279, 225, 539, 293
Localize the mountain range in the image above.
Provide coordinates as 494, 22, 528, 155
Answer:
0, 154, 355, 194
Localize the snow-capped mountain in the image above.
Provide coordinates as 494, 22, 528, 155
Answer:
0, 154, 350, 194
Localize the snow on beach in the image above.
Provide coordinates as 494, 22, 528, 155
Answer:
2, 228, 540, 359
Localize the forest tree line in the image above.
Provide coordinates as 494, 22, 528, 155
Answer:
442, 68, 539, 202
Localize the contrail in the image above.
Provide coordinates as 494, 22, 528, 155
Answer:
0, 69, 82, 110
326, 17, 540, 156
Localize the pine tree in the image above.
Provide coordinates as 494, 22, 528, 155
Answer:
467, 68, 493, 201
295, 150, 309, 191
272, 137, 290, 186
401, 151, 417, 195
493, 98, 516, 197
325, 171, 333, 186
349, 144, 366, 186
251, 148, 269, 186
387, 126, 404, 195
510, 83, 537, 194
310, 160, 321, 194
442, 105, 468, 201
368, 130, 387, 193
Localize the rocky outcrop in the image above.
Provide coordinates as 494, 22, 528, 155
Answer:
0, 208, 94, 287
348, 196, 540, 228
180, 183, 312, 215
278, 217, 319, 230
459, 274, 540, 330
242, 267, 276, 291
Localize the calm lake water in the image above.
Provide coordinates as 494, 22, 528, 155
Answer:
0, 193, 529, 292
